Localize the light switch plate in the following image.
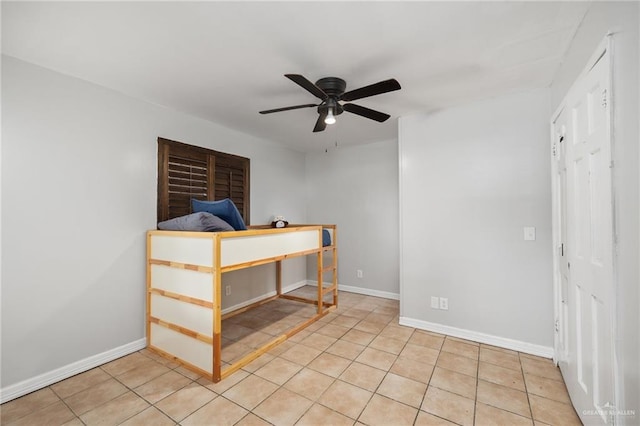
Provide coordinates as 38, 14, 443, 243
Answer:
524, 227, 536, 241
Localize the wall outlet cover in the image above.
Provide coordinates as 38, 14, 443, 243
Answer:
431, 296, 440, 309
524, 227, 536, 241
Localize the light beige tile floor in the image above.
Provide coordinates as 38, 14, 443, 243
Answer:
1, 288, 582, 426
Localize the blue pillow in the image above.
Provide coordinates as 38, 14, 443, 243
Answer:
322, 229, 332, 247
157, 212, 234, 232
191, 198, 247, 231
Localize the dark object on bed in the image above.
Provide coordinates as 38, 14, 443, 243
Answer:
192, 198, 247, 231
157, 212, 234, 232
322, 229, 331, 247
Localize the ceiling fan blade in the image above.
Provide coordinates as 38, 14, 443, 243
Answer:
313, 112, 327, 132
343, 103, 391, 122
259, 103, 317, 114
341, 79, 401, 102
285, 74, 328, 100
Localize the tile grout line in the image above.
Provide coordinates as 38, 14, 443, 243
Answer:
413, 327, 434, 425
473, 340, 481, 426
519, 351, 536, 423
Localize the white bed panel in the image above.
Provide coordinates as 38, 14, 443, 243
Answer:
150, 264, 214, 302
221, 230, 319, 267
151, 294, 213, 336
150, 323, 213, 374
151, 235, 214, 267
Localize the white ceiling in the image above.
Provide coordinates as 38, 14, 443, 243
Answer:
2, 1, 591, 152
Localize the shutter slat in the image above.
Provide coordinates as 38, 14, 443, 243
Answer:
169, 170, 207, 177
169, 179, 208, 189
169, 162, 207, 171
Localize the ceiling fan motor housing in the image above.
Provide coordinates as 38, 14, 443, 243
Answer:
315, 77, 346, 115
315, 77, 346, 96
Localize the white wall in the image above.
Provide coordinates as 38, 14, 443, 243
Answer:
305, 140, 399, 298
0, 56, 308, 391
399, 89, 553, 350
550, 2, 639, 420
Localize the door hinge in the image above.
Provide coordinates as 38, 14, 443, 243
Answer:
554, 319, 559, 332
602, 89, 608, 109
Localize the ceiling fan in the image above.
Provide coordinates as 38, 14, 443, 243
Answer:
259, 74, 401, 132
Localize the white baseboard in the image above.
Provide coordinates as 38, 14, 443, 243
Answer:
221, 280, 308, 315
306, 280, 399, 301
0, 338, 146, 404
337, 284, 400, 300
399, 317, 554, 358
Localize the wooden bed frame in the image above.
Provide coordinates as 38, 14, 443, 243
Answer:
146, 224, 338, 382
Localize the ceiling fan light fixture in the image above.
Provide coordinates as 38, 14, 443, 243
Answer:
324, 108, 336, 125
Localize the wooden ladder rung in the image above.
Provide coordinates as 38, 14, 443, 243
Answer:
322, 285, 337, 295
322, 265, 336, 273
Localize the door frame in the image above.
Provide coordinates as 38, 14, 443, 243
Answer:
549, 34, 620, 423
550, 106, 568, 365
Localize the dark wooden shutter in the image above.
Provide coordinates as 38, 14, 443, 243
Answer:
157, 138, 250, 224
214, 155, 250, 222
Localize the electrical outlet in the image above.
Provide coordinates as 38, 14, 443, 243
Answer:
225, 285, 231, 296
439, 297, 448, 310
357, 269, 363, 278
524, 226, 536, 241
431, 296, 440, 309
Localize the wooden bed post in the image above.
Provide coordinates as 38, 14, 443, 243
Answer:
317, 231, 324, 314
213, 235, 222, 382
331, 226, 338, 307
146, 232, 152, 347
276, 260, 282, 296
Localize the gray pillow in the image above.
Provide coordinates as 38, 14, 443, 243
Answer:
158, 212, 234, 232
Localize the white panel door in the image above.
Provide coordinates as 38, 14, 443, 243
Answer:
562, 43, 615, 425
